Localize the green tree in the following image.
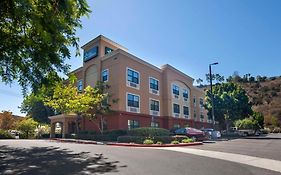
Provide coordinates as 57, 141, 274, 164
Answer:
87, 81, 118, 134
20, 72, 61, 123
235, 118, 255, 129
204, 82, 252, 130
0, 0, 91, 91
17, 118, 38, 138
44, 75, 106, 133
252, 112, 264, 129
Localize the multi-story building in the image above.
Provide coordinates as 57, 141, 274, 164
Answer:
49, 35, 211, 137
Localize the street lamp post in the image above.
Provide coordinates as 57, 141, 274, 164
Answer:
209, 62, 218, 129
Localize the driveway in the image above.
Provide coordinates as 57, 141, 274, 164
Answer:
0, 139, 280, 175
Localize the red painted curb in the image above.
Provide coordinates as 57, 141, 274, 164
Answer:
49, 139, 203, 147
106, 142, 203, 147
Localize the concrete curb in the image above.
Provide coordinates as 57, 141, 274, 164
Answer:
49, 138, 203, 147
243, 137, 281, 140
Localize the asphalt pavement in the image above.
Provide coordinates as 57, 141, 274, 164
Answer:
1, 139, 280, 175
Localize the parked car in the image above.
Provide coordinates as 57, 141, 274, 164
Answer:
174, 127, 206, 141
201, 128, 221, 140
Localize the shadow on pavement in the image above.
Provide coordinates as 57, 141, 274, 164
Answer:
0, 145, 126, 175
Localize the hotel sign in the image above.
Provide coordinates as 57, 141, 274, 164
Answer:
84, 46, 98, 62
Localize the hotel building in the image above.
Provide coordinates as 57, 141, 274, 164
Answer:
49, 35, 212, 136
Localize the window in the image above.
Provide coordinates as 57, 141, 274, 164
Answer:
200, 112, 204, 119
172, 84, 179, 95
173, 104, 180, 114
150, 99, 159, 111
183, 106, 189, 115
193, 96, 196, 106
102, 69, 109, 82
127, 94, 139, 108
151, 122, 159, 128
128, 120, 139, 130
77, 80, 83, 92
149, 77, 159, 90
84, 46, 98, 62
105, 47, 113, 55
199, 98, 204, 107
127, 68, 139, 84
183, 89, 189, 98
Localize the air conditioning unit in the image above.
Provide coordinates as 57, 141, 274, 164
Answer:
127, 81, 139, 89
184, 115, 189, 119
127, 107, 139, 113
174, 95, 179, 99
184, 98, 188, 102
150, 89, 159, 95
150, 111, 159, 116
129, 82, 137, 88
174, 113, 179, 118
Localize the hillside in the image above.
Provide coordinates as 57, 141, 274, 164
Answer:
238, 77, 281, 126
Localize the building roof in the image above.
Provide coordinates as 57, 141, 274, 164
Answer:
81, 35, 128, 51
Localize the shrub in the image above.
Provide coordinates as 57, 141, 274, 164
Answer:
181, 138, 193, 143
171, 140, 180, 144
143, 138, 154, 144
117, 136, 146, 144
73, 129, 128, 141
17, 118, 38, 139
156, 141, 163, 144
117, 135, 189, 144
128, 127, 170, 137
35, 124, 50, 139
260, 128, 270, 134
0, 129, 14, 139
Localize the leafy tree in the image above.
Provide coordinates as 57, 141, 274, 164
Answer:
17, 118, 38, 138
204, 82, 252, 130
20, 72, 61, 123
0, 0, 91, 91
206, 73, 224, 84
249, 76, 255, 83
0, 111, 16, 130
252, 111, 264, 129
44, 75, 106, 133
235, 118, 255, 129
87, 81, 118, 134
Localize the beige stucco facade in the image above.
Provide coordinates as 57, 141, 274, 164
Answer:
50, 35, 212, 134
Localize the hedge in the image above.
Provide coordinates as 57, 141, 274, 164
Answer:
66, 130, 127, 141
128, 127, 170, 137
117, 135, 188, 144
0, 129, 14, 139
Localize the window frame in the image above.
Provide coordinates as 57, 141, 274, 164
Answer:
126, 67, 140, 89
183, 106, 189, 116
149, 77, 159, 91
128, 120, 140, 130
77, 79, 83, 92
127, 93, 140, 108
150, 98, 160, 112
102, 69, 109, 82
172, 84, 180, 96
183, 89, 189, 99
173, 103, 180, 114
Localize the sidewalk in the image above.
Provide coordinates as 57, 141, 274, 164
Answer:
245, 133, 281, 140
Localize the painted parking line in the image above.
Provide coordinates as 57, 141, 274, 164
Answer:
157, 147, 281, 173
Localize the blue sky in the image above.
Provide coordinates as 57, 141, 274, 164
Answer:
1, 0, 281, 116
